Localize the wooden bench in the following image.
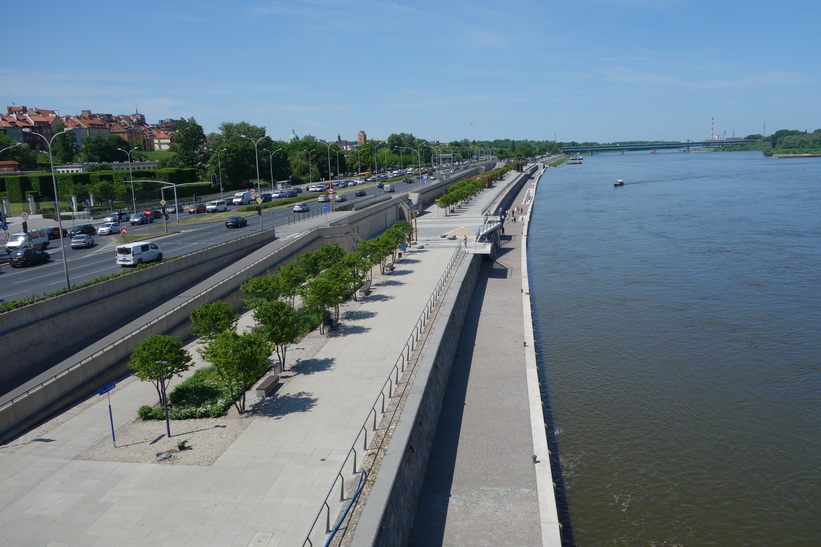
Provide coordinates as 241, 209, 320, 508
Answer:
358, 279, 371, 298
256, 374, 280, 397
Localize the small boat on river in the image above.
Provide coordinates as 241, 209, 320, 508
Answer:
614, 179, 624, 187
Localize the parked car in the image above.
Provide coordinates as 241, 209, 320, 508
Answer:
334, 194, 347, 202
45, 226, 68, 240
68, 224, 97, 236
130, 212, 152, 225
115, 241, 162, 266
188, 203, 206, 214
206, 200, 228, 213
70, 234, 95, 249
355, 189, 367, 197
317, 194, 330, 203
98, 222, 120, 236
8, 248, 50, 267
225, 216, 248, 228
293, 203, 310, 213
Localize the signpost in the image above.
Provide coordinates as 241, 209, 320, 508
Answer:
98, 381, 117, 447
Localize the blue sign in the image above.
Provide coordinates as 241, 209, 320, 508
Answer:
108, 199, 113, 204
98, 381, 116, 395
84, 199, 91, 206
323, 205, 329, 211
1, 223, 7, 231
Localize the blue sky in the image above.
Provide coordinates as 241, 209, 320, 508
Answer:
3, 0, 819, 143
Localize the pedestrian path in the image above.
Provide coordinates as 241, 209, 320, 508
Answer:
0, 171, 532, 546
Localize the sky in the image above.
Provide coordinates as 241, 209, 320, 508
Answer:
3, 0, 819, 144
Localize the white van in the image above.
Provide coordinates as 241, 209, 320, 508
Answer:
232, 191, 251, 206
116, 241, 163, 266
383, 184, 395, 193
5, 230, 49, 254
206, 200, 228, 213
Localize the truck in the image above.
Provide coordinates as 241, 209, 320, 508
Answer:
232, 191, 251, 206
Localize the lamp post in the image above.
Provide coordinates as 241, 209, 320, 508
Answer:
216, 148, 228, 199
323, 141, 334, 185
241, 134, 266, 196
308, 149, 314, 184
372, 141, 385, 176
0, 142, 22, 156
399, 146, 421, 181
22, 127, 74, 290
334, 150, 343, 182
264, 148, 284, 193
116, 146, 138, 214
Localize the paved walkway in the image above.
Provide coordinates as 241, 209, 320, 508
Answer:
0, 170, 549, 546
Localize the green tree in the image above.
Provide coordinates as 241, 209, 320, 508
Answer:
129, 335, 193, 406
164, 117, 207, 170
52, 125, 78, 164
201, 331, 271, 414
82, 134, 131, 163
253, 299, 301, 369
190, 300, 238, 340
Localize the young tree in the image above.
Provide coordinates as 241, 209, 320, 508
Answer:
253, 299, 300, 369
201, 331, 271, 414
129, 335, 193, 406
165, 117, 207, 169
190, 300, 238, 340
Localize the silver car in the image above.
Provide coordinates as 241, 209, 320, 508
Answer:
98, 222, 120, 235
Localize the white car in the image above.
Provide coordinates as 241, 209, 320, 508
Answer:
98, 222, 120, 235
293, 203, 309, 213
206, 200, 228, 213
317, 194, 330, 202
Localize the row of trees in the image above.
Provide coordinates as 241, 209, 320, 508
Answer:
128, 222, 414, 418
436, 166, 513, 213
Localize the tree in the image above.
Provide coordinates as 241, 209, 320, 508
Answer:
82, 134, 131, 163
129, 335, 193, 406
52, 125, 78, 164
166, 117, 207, 169
201, 331, 272, 414
190, 300, 238, 340
253, 299, 301, 369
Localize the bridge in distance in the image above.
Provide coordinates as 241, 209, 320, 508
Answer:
562, 138, 753, 154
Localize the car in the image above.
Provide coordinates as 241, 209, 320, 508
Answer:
68, 224, 97, 236
206, 200, 228, 213
307, 184, 324, 192
70, 234, 94, 249
259, 193, 273, 203
334, 194, 347, 202
98, 222, 120, 235
130, 213, 152, 225
376, 182, 384, 189
293, 203, 310, 213
5, 230, 49, 253
293, 186, 303, 193
429, 173, 437, 180
355, 189, 367, 197
8, 248, 50, 267
116, 241, 162, 266
272, 191, 286, 199
317, 194, 330, 203
104, 212, 130, 223
147, 210, 163, 221
188, 203, 206, 214
224, 216, 248, 228
45, 226, 68, 240
166, 205, 179, 214
283, 189, 298, 198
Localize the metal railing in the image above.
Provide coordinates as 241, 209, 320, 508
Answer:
303, 243, 465, 546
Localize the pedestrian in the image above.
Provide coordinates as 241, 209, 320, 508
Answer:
22, 220, 28, 233
463, 235, 467, 247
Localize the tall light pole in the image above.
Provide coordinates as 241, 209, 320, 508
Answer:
323, 141, 334, 184
117, 146, 138, 214
308, 149, 314, 184
264, 147, 284, 192
216, 148, 228, 199
22, 127, 74, 290
354, 147, 361, 176
372, 141, 385, 176
241, 134, 266, 196
399, 146, 421, 181
334, 150, 343, 182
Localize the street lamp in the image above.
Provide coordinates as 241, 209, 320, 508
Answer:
216, 148, 228, 200
399, 146, 422, 181
241, 134, 266, 196
0, 142, 22, 156
372, 141, 385, 176
308, 149, 314, 184
264, 147, 284, 193
323, 141, 334, 185
334, 150, 344, 182
22, 127, 74, 290
116, 146, 138, 214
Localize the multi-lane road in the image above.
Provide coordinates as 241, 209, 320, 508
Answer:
0, 176, 432, 303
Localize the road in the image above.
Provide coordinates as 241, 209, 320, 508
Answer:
0, 176, 432, 303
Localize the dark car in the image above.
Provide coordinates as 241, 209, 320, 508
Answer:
68, 224, 97, 237
355, 189, 366, 197
149, 210, 163, 221
188, 203, 206, 214
8, 248, 50, 268
376, 182, 384, 189
130, 213, 152, 225
45, 226, 68, 240
225, 216, 248, 228
259, 193, 273, 203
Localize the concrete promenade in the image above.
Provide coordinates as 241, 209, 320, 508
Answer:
0, 168, 558, 546
409, 168, 560, 546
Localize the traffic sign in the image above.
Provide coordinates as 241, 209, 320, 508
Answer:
256, 198, 263, 204
1, 223, 7, 231
160, 199, 166, 205
98, 381, 116, 395
21, 212, 28, 221
328, 188, 334, 194
121, 227, 127, 234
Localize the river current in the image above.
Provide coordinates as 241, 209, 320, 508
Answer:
527, 151, 821, 545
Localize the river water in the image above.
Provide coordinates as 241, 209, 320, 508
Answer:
527, 151, 821, 545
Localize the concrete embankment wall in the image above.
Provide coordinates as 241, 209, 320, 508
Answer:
352, 252, 484, 546
0, 199, 406, 444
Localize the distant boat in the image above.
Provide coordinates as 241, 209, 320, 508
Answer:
614, 179, 624, 187
568, 155, 584, 165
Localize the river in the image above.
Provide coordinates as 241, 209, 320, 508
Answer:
527, 151, 821, 545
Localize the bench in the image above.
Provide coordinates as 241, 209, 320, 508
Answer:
358, 279, 372, 298
256, 374, 280, 397
385, 263, 394, 273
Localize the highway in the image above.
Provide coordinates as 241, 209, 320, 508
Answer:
0, 175, 433, 303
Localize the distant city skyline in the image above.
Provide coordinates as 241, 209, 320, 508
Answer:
3, 1, 818, 144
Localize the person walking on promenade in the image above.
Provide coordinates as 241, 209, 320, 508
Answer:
463, 235, 467, 248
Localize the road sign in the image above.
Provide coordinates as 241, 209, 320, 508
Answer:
256, 198, 263, 204
160, 199, 166, 206
121, 227, 127, 235
1, 223, 7, 231
98, 381, 116, 395
323, 205, 329, 211
21, 212, 28, 221
328, 188, 334, 194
